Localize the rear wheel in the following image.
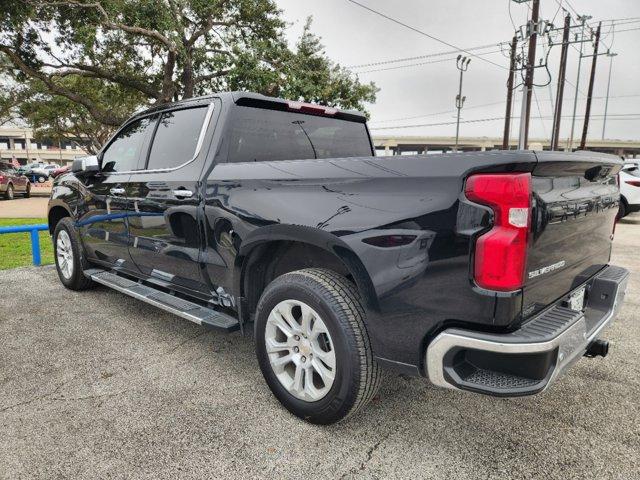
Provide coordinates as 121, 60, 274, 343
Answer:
53, 217, 94, 290
4, 183, 14, 200
255, 268, 381, 424
23, 183, 31, 198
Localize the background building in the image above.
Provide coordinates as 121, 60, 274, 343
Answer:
373, 136, 640, 158
0, 127, 86, 166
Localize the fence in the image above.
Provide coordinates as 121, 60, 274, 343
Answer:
0, 223, 48, 266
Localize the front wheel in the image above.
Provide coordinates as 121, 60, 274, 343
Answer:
618, 199, 628, 219
53, 218, 94, 290
255, 268, 381, 424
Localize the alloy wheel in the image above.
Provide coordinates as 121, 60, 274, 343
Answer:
56, 230, 74, 279
265, 299, 337, 402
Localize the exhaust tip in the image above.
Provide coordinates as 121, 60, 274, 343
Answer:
585, 339, 609, 358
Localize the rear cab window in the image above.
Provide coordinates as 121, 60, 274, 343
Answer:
226, 105, 372, 163
146, 106, 209, 170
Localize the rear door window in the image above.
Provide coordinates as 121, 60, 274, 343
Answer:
146, 106, 209, 170
101, 117, 156, 173
226, 106, 372, 163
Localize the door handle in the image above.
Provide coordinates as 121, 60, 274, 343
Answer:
173, 189, 193, 199
109, 187, 125, 196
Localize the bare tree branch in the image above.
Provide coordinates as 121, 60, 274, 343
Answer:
194, 69, 231, 83
48, 64, 161, 99
0, 45, 124, 126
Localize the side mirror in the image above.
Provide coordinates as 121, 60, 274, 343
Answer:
71, 155, 100, 176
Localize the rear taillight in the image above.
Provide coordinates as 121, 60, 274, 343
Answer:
465, 173, 532, 291
625, 180, 640, 187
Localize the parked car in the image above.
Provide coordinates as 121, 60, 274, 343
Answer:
0, 162, 31, 199
17, 162, 54, 183
17, 162, 45, 175
30, 163, 60, 182
51, 165, 70, 178
47, 92, 629, 424
619, 161, 640, 218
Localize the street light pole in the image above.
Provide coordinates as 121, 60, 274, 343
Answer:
602, 51, 617, 140
454, 55, 470, 152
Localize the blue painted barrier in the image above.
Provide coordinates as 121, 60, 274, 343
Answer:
0, 223, 49, 266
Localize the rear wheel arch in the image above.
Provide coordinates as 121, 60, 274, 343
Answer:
237, 229, 378, 323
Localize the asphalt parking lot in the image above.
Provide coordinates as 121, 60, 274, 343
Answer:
1, 215, 639, 480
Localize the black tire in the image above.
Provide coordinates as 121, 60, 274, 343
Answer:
53, 217, 94, 291
255, 268, 382, 424
23, 183, 31, 198
4, 183, 14, 200
37, 175, 46, 183
618, 198, 628, 219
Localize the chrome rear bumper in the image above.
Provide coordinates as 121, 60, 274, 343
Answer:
425, 265, 629, 396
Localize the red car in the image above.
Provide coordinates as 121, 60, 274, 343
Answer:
51, 165, 70, 178
0, 162, 31, 199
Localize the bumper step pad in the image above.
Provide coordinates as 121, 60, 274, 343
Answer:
85, 268, 239, 332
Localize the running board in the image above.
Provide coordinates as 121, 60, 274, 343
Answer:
85, 268, 240, 332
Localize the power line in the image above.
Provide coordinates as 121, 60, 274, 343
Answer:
370, 113, 640, 130
346, 43, 504, 69
345, 0, 508, 70
611, 26, 640, 34
369, 93, 640, 125
533, 89, 548, 138
354, 49, 504, 74
369, 100, 508, 124
552, 0, 579, 19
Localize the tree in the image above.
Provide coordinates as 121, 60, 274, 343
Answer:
0, 1, 377, 152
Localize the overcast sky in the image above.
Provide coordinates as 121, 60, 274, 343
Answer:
275, 0, 640, 143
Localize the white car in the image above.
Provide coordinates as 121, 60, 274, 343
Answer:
29, 163, 60, 182
619, 161, 640, 218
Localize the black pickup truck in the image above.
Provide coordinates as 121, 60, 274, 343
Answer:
48, 92, 629, 424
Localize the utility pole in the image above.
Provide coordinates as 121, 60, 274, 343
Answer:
580, 22, 601, 150
551, 14, 571, 150
503, 36, 518, 150
602, 50, 617, 140
454, 55, 470, 152
518, 0, 540, 150
567, 15, 591, 150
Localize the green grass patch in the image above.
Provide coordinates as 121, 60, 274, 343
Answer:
0, 218, 53, 270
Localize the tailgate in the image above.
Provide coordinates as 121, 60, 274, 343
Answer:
522, 151, 622, 318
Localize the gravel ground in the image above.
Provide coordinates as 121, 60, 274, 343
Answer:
1, 215, 639, 480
